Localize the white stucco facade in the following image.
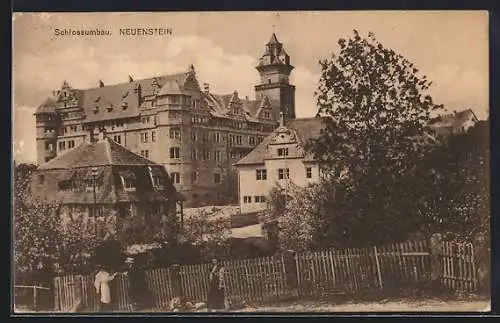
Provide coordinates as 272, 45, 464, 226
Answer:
235, 119, 325, 214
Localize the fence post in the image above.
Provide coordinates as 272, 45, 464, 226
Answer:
169, 264, 182, 301
429, 233, 443, 283
373, 246, 383, 290
32, 286, 37, 311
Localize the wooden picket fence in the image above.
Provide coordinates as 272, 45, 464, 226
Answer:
52, 238, 482, 312
441, 240, 478, 292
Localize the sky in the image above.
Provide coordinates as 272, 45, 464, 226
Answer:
12, 11, 489, 163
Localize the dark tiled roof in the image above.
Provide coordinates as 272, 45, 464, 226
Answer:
234, 117, 326, 166
36, 97, 57, 114
81, 73, 189, 123
38, 136, 156, 170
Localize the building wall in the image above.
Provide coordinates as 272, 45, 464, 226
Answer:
238, 159, 320, 214
35, 37, 297, 208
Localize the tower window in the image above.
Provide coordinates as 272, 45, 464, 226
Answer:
268, 78, 271, 84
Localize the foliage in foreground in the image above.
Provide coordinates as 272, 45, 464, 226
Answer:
271, 31, 489, 251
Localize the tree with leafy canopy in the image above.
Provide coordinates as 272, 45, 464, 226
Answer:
14, 163, 105, 280
13, 163, 62, 283
282, 30, 446, 247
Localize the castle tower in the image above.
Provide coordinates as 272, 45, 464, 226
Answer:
254, 33, 296, 121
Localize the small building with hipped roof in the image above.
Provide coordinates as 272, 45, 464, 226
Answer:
31, 129, 178, 240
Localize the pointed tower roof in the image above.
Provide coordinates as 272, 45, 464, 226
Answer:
267, 32, 280, 45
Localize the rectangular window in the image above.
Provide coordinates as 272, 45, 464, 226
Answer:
151, 131, 156, 142
203, 149, 210, 161
214, 150, 221, 162
278, 168, 290, 180
191, 171, 198, 183
170, 147, 180, 159
256, 169, 267, 180
38, 174, 45, 184
113, 135, 121, 144
192, 149, 198, 161
214, 173, 221, 183
192, 132, 197, 142
254, 196, 267, 203
140, 132, 148, 143
213, 132, 220, 143
243, 196, 252, 203
171, 172, 181, 184
249, 136, 255, 145
277, 148, 289, 157
236, 136, 242, 145
306, 167, 312, 179
203, 131, 209, 142
58, 141, 66, 151
230, 151, 237, 159
68, 140, 75, 149
170, 127, 181, 139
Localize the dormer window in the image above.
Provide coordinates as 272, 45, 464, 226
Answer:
94, 96, 101, 103
121, 102, 128, 109
148, 166, 164, 190
93, 106, 99, 114
107, 105, 114, 112
119, 170, 136, 191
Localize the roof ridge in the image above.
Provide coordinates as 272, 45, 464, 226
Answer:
75, 72, 187, 92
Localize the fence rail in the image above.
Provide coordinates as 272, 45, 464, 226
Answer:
51, 237, 482, 312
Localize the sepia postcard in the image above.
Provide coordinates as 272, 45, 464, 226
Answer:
12, 11, 490, 314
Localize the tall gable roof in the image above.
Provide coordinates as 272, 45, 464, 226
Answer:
38, 136, 156, 170
234, 117, 326, 166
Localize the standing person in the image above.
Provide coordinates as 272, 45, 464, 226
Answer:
124, 257, 149, 311
206, 258, 226, 311
94, 265, 117, 312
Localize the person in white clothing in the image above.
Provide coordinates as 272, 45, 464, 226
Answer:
94, 266, 117, 312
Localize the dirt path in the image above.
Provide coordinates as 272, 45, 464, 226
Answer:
232, 299, 490, 312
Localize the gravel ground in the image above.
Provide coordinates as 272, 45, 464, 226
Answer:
229, 299, 490, 312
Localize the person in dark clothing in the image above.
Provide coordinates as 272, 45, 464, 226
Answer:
124, 257, 149, 311
206, 258, 226, 311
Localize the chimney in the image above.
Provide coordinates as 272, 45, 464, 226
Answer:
203, 83, 210, 94
128, 75, 134, 83
99, 80, 105, 87
245, 96, 249, 102
279, 111, 284, 126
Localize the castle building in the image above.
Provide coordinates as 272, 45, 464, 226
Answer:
34, 33, 296, 207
